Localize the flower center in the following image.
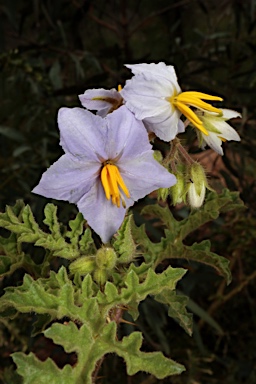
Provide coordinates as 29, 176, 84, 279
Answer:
168, 91, 223, 135
101, 163, 130, 208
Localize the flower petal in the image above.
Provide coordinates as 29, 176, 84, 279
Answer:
200, 132, 224, 155
143, 109, 182, 141
79, 88, 122, 117
178, 119, 185, 133
32, 154, 99, 203
221, 108, 241, 120
125, 62, 178, 82
118, 152, 176, 201
104, 106, 152, 160
121, 75, 178, 120
77, 180, 127, 243
58, 107, 108, 161
213, 120, 241, 141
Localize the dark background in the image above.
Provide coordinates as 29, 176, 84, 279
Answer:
0, 1, 256, 383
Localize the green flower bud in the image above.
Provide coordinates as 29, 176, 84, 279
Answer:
95, 247, 117, 270
69, 256, 96, 275
187, 163, 208, 208
169, 172, 186, 205
93, 268, 108, 285
153, 150, 163, 163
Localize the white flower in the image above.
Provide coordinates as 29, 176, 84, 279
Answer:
195, 109, 241, 155
121, 62, 223, 142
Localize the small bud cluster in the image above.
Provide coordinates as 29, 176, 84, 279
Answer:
157, 139, 211, 209
69, 247, 117, 285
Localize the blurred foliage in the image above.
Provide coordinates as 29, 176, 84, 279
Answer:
0, 0, 256, 383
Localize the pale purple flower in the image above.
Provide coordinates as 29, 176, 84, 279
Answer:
79, 88, 123, 117
33, 106, 176, 243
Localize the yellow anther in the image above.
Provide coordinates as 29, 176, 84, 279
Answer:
169, 91, 223, 136
101, 164, 130, 207
118, 84, 122, 92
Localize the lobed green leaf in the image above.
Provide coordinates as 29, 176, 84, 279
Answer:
155, 290, 193, 335
12, 352, 74, 384
97, 266, 186, 320
100, 323, 185, 378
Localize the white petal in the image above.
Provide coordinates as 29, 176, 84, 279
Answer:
221, 108, 242, 120
125, 62, 178, 83
202, 132, 224, 155
144, 109, 181, 141
188, 183, 205, 208
216, 121, 241, 141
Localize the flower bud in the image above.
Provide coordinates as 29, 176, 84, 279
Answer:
95, 247, 117, 270
153, 150, 163, 163
93, 268, 108, 285
187, 163, 207, 208
169, 172, 186, 205
69, 256, 96, 275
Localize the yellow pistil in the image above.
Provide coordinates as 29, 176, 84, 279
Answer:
169, 91, 223, 135
101, 164, 130, 208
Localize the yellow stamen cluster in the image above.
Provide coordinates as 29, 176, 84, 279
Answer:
101, 163, 130, 208
169, 91, 223, 135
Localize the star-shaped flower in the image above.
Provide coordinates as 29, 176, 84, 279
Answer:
32, 106, 176, 243
120, 62, 223, 142
194, 108, 241, 155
